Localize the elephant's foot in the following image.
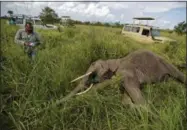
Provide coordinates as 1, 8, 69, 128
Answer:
121, 93, 133, 107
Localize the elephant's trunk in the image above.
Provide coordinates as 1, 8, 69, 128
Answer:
55, 72, 93, 105
55, 83, 86, 105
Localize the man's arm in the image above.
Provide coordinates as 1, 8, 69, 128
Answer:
34, 32, 41, 45
14, 29, 25, 45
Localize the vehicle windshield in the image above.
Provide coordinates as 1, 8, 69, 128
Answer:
151, 29, 160, 37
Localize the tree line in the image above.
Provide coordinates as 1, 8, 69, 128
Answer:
39, 6, 123, 28
5, 6, 187, 35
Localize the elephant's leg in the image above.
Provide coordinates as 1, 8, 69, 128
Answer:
123, 78, 146, 105
160, 74, 170, 82
126, 86, 146, 105
159, 57, 186, 84
121, 92, 133, 106
119, 84, 133, 106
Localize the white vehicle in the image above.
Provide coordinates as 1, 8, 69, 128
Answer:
121, 17, 176, 44
9, 14, 58, 30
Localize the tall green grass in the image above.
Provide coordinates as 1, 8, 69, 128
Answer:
1, 19, 186, 130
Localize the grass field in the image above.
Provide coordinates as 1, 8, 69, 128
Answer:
1, 20, 186, 130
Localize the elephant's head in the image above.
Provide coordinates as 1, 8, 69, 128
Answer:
69, 59, 119, 96
56, 59, 120, 104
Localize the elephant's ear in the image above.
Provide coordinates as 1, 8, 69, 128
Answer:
108, 60, 118, 72
96, 61, 109, 76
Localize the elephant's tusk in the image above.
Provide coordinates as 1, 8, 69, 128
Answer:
75, 84, 93, 95
71, 72, 93, 83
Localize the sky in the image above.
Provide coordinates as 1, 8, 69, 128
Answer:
1, 0, 186, 29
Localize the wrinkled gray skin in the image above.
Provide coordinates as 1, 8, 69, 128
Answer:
68, 49, 186, 105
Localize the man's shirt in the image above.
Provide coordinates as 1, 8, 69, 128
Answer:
14, 29, 41, 46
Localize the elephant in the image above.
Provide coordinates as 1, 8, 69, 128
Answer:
60, 49, 186, 106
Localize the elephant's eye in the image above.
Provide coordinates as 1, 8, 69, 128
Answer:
86, 72, 100, 84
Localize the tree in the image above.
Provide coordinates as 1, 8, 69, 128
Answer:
73, 20, 82, 24
115, 22, 120, 27
174, 21, 187, 35
104, 22, 110, 27
39, 6, 59, 24
66, 19, 75, 27
95, 21, 102, 26
7, 10, 13, 17
84, 21, 90, 25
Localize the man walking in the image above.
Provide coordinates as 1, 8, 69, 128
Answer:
15, 22, 41, 60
